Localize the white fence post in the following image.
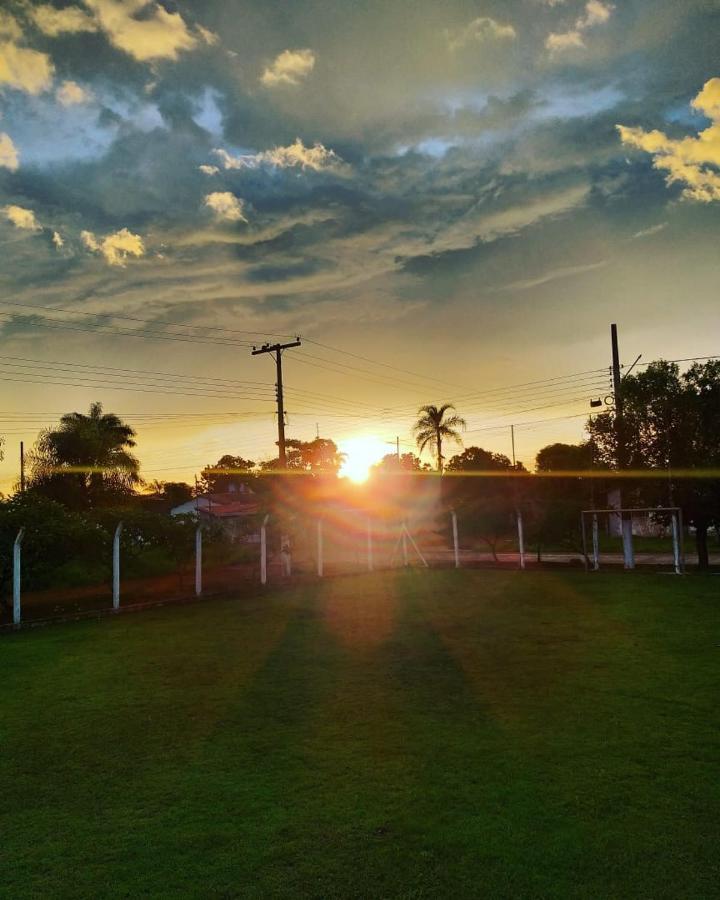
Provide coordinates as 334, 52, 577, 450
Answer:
671, 513, 681, 575
13, 527, 24, 626
260, 514, 269, 585
451, 510, 460, 568
622, 517, 635, 569
367, 518, 373, 572
195, 526, 202, 596
317, 519, 324, 577
517, 511, 525, 570
113, 522, 122, 610
592, 513, 600, 571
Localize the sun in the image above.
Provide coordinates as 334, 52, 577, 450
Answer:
339, 435, 388, 483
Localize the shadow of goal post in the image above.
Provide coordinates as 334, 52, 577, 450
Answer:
581, 507, 685, 573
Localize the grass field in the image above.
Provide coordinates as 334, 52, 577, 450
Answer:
3, 571, 719, 898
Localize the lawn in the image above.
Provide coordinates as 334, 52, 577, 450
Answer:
2, 571, 719, 898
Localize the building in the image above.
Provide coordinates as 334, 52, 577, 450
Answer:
171, 484, 260, 541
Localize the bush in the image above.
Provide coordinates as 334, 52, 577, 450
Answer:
0, 495, 110, 599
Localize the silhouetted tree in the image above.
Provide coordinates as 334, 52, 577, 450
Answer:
261, 439, 345, 475
199, 456, 256, 493
530, 442, 596, 560
444, 445, 515, 561
145, 480, 194, 506
371, 452, 430, 474
26, 402, 139, 508
413, 404, 466, 472
535, 442, 594, 473
587, 360, 720, 568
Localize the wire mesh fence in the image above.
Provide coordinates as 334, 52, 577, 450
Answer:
1, 492, 713, 629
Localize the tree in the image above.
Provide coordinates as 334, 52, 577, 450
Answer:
530, 442, 596, 560
587, 360, 720, 568
26, 402, 139, 508
446, 446, 514, 472
261, 438, 345, 475
536, 442, 594, 473
199, 456, 256, 493
145, 480, 194, 506
371, 452, 430, 474
444, 445, 515, 561
413, 404, 466, 472
0, 494, 110, 608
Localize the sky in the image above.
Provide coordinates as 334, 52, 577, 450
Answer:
0, 0, 719, 490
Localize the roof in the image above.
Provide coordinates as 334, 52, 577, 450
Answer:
170, 491, 260, 519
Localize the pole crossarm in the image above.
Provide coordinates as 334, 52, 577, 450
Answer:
251, 338, 301, 469
251, 339, 302, 356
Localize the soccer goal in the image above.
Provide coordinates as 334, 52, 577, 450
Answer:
581, 507, 685, 574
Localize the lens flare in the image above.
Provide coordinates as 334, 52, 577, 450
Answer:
339, 435, 388, 483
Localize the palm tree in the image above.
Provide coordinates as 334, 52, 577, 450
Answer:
29, 402, 139, 506
413, 404, 466, 473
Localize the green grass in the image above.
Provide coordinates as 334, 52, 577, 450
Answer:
2, 571, 719, 898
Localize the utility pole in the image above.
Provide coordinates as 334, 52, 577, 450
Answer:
251, 338, 301, 467
396, 436, 400, 461
510, 425, 516, 469
20, 441, 25, 493
610, 323, 634, 568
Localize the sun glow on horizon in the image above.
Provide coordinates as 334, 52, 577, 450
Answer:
339, 435, 388, 483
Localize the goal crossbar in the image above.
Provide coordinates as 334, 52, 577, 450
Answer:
580, 506, 685, 574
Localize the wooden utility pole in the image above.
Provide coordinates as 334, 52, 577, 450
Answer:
20, 441, 25, 493
610, 323, 634, 568
251, 338, 301, 467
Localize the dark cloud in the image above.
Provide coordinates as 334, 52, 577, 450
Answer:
0, 0, 718, 360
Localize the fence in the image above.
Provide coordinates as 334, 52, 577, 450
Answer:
2, 503, 704, 629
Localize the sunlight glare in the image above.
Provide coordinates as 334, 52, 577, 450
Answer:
339, 435, 388, 483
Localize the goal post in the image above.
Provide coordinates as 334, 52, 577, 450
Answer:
581, 507, 685, 573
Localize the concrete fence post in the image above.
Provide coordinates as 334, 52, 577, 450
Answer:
671, 513, 681, 575
451, 510, 460, 569
517, 511, 525, 570
317, 519, 324, 577
622, 517, 635, 569
195, 526, 202, 596
13, 527, 24, 626
592, 513, 600, 571
367, 518, 373, 572
113, 522, 122, 610
260, 514, 269, 585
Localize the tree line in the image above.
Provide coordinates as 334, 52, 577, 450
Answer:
2, 359, 720, 569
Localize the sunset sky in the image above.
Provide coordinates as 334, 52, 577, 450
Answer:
1, 0, 719, 490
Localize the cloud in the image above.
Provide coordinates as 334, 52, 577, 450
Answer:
260, 48, 315, 87
545, 30, 585, 52
445, 17, 517, 52
196, 25, 219, 46
30, 4, 98, 36
204, 192, 247, 222
212, 139, 343, 172
51, 230, 64, 249
631, 222, 668, 239
3, 205, 41, 230
83, 0, 197, 62
0, 32, 54, 94
81, 227, 145, 265
0, 132, 19, 170
617, 77, 720, 202
0, 11, 22, 41
198, 164, 219, 175
581, 0, 613, 27
492, 259, 608, 292
545, 0, 613, 54
56, 80, 92, 106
